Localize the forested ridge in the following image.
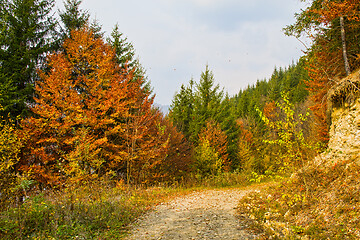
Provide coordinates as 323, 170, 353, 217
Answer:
0, 0, 359, 239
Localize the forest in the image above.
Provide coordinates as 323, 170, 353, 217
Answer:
0, 0, 360, 239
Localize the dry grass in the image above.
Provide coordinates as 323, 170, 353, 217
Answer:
237, 160, 360, 239
0, 172, 253, 239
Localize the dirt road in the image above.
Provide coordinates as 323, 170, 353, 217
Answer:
125, 188, 257, 240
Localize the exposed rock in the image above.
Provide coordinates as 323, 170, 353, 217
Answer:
317, 70, 360, 165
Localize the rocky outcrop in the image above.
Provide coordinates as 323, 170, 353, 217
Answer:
318, 70, 360, 165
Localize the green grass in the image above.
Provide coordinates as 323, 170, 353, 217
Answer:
0, 181, 184, 239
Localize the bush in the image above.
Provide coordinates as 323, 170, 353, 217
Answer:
193, 139, 223, 178
0, 117, 27, 209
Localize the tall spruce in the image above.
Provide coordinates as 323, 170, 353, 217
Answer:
169, 79, 195, 139
218, 94, 239, 167
0, 0, 56, 118
58, 0, 89, 39
190, 66, 224, 142
107, 24, 151, 94
170, 66, 240, 168
170, 66, 224, 143
58, 0, 103, 42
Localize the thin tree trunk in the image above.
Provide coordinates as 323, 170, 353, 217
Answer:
340, 16, 351, 76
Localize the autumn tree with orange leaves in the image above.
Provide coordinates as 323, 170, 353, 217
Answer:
19, 27, 175, 186
285, 0, 360, 147
152, 116, 193, 183
121, 93, 168, 184
20, 27, 129, 185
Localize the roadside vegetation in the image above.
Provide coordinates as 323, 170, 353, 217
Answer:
236, 1, 360, 239
238, 160, 360, 239
0, 181, 180, 239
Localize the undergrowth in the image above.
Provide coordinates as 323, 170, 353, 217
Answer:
0, 180, 181, 239
0, 171, 253, 239
238, 160, 360, 239
185, 171, 250, 189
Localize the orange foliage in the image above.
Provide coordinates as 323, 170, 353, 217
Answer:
305, 41, 343, 144
121, 95, 169, 184
312, 0, 360, 24
236, 119, 254, 144
20, 27, 168, 185
236, 119, 254, 169
154, 116, 193, 182
19, 27, 191, 186
263, 100, 277, 121
302, 0, 360, 146
198, 120, 230, 171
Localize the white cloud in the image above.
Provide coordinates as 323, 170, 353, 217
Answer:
54, 0, 306, 105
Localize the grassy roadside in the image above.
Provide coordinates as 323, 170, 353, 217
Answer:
0, 172, 255, 239
237, 160, 360, 239
0, 181, 190, 239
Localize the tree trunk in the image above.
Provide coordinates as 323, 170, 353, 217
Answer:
340, 16, 351, 76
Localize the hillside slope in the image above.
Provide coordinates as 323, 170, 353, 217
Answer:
238, 71, 360, 239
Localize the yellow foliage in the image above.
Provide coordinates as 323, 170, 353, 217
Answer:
0, 117, 25, 208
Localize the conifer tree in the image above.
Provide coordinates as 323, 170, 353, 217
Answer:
107, 24, 152, 93
58, 0, 89, 39
58, 0, 103, 43
190, 65, 224, 142
218, 94, 239, 166
0, 0, 56, 118
170, 66, 240, 168
169, 79, 195, 139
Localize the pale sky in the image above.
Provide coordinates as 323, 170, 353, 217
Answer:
55, 0, 308, 105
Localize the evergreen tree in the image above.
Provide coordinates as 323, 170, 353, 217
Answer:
58, 0, 103, 42
268, 67, 282, 101
0, 5, 15, 114
218, 94, 239, 167
58, 0, 89, 39
170, 66, 240, 168
169, 80, 195, 139
190, 65, 224, 142
0, 0, 56, 118
107, 24, 151, 93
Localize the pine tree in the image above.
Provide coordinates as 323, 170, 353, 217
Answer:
169, 66, 243, 169
107, 24, 151, 93
218, 94, 239, 167
58, 0, 103, 43
0, 0, 56, 118
169, 80, 195, 139
58, 0, 89, 39
190, 65, 224, 142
